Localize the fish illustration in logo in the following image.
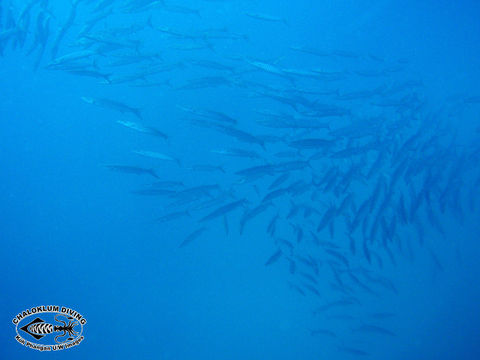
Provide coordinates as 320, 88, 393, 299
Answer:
20, 314, 80, 343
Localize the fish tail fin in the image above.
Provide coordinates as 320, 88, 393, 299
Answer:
103, 74, 112, 84
33, 52, 45, 71
306, 157, 314, 169
150, 169, 159, 179
134, 41, 142, 55
133, 108, 142, 120
205, 41, 215, 52
146, 15, 154, 29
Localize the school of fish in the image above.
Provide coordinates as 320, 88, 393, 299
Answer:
2, 0, 479, 357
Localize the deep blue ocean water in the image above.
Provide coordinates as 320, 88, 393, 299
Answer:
1, 1, 480, 359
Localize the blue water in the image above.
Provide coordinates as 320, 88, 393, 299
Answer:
1, 0, 480, 359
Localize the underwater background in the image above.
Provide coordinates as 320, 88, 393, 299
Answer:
1, 0, 480, 359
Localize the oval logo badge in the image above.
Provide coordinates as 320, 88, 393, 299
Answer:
12, 305, 86, 351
